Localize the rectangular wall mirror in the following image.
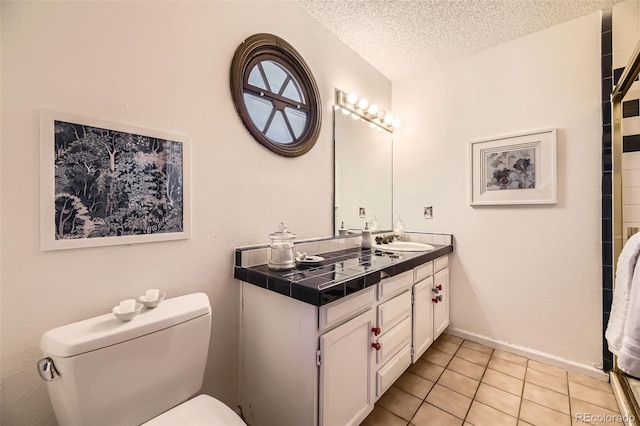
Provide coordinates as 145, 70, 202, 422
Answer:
333, 107, 393, 235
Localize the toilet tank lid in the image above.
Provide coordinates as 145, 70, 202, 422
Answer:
41, 293, 211, 358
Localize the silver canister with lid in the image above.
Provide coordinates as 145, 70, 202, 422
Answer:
268, 223, 296, 270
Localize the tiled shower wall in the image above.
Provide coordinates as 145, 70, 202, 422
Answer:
602, 0, 640, 372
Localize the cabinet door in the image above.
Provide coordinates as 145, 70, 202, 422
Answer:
319, 308, 375, 426
433, 268, 449, 340
412, 277, 433, 363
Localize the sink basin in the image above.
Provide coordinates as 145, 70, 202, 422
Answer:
373, 241, 435, 252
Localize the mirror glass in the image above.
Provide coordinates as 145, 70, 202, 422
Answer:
334, 110, 393, 234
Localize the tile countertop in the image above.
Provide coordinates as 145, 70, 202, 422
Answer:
234, 244, 454, 306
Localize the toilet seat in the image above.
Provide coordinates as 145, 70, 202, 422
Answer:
143, 395, 247, 426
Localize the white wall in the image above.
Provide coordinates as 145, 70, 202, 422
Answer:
0, 2, 390, 424
393, 12, 603, 370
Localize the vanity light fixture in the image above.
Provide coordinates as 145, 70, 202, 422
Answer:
335, 89, 399, 133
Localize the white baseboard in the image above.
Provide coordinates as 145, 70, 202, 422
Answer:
447, 327, 609, 382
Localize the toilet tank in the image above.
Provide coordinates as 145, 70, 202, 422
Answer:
40, 293, 212, 426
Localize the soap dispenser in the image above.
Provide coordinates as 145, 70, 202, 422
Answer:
394, 216, 405, 240
339, 221, 348, 236
361, 222, 372, 249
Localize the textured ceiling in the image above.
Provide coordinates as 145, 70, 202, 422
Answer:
297, 0, 622, 81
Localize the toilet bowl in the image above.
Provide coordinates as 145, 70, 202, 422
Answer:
143, 395, 245, 426
38, 293, 246, 426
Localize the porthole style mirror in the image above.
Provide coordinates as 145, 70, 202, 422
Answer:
230, 33, 322, 157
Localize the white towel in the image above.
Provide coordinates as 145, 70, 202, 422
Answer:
606, 232, 640, 377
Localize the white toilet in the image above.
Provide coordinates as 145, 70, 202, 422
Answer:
38, 292, 246, 426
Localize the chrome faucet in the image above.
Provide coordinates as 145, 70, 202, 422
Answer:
375, 234, 399, 244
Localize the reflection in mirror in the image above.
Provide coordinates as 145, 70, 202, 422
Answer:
334, 110, 392, 234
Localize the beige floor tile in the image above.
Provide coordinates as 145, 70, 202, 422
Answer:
492, 349, 528, 367
461, 340, 494, 355
482, 368, 524, 396
522, 382, 570, 414
456, 346, 492, 367
422, 348, 454, 367
488, 357, 527, 380
570, 398, 625, 426
432, 339, 462, 355
568, 372, 614, 394
527, 360, 567, 378
408, 359, 444, 382
411, 402, 464, 426
377, 386, 422, 421
394, 371, 435, 399
519, 399, 572, 426
568, 381, 620, 413
474, 383, 521, 417
441, 334, 464, 345
448, 356, 487, 380
425, 384, 473, 419
465, 401, 518, 426
438, 369, 480, 398
518, 421, 534, 426
360, 405, 408, 426
525, 367, 568, 395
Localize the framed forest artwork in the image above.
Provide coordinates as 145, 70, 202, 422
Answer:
40, 110, 191, 250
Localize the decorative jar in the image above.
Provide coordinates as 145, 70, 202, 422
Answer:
268, 223, 296, 270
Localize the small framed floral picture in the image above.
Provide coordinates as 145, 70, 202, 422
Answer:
469, 129, 556, 205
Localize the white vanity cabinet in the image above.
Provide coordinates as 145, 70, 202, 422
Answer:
319, 307, 376, 426
433, 256, 450, 339
412, 268, 434, 362
411, 255, 450, 363
318, 287, 377, 426
239, 253, 450, 426
373, 271, 413, 397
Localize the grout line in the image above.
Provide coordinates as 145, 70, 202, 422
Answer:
461, 346, 493, 424
567, 368, 574, 423
408, 337, 460, 423
516, 358, 528, 423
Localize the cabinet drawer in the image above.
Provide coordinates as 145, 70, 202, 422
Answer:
414, 261, 434, 282
319, 287, 375, 332
377, 290, 411, 333
376, 344, 411, 398
377, 270, 413, 302
434, 255, 448, 272
375, 316, 411, 365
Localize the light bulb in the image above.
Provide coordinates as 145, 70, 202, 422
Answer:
347, 92, 358, 105
377, 110, 386, 120
357, 98, 369, 110
384, 114, 394, 125
368, 104, 379, 115
392, 118, 401, 128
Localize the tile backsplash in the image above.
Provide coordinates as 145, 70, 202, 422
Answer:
235, 231, 453, 268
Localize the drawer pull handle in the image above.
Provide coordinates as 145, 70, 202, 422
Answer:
432, 295, 443, 303
371, 342, 381, 351
372, 327, 381, 336
431, 288, 439, 294
436, 285, 442, 290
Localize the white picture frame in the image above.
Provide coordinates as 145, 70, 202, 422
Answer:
469, 128, 557, 206
40, 109, 191, 250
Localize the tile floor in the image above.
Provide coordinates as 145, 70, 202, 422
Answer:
361, 334, 623, 426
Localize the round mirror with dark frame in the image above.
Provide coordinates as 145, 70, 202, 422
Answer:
230, 33, 322, 157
